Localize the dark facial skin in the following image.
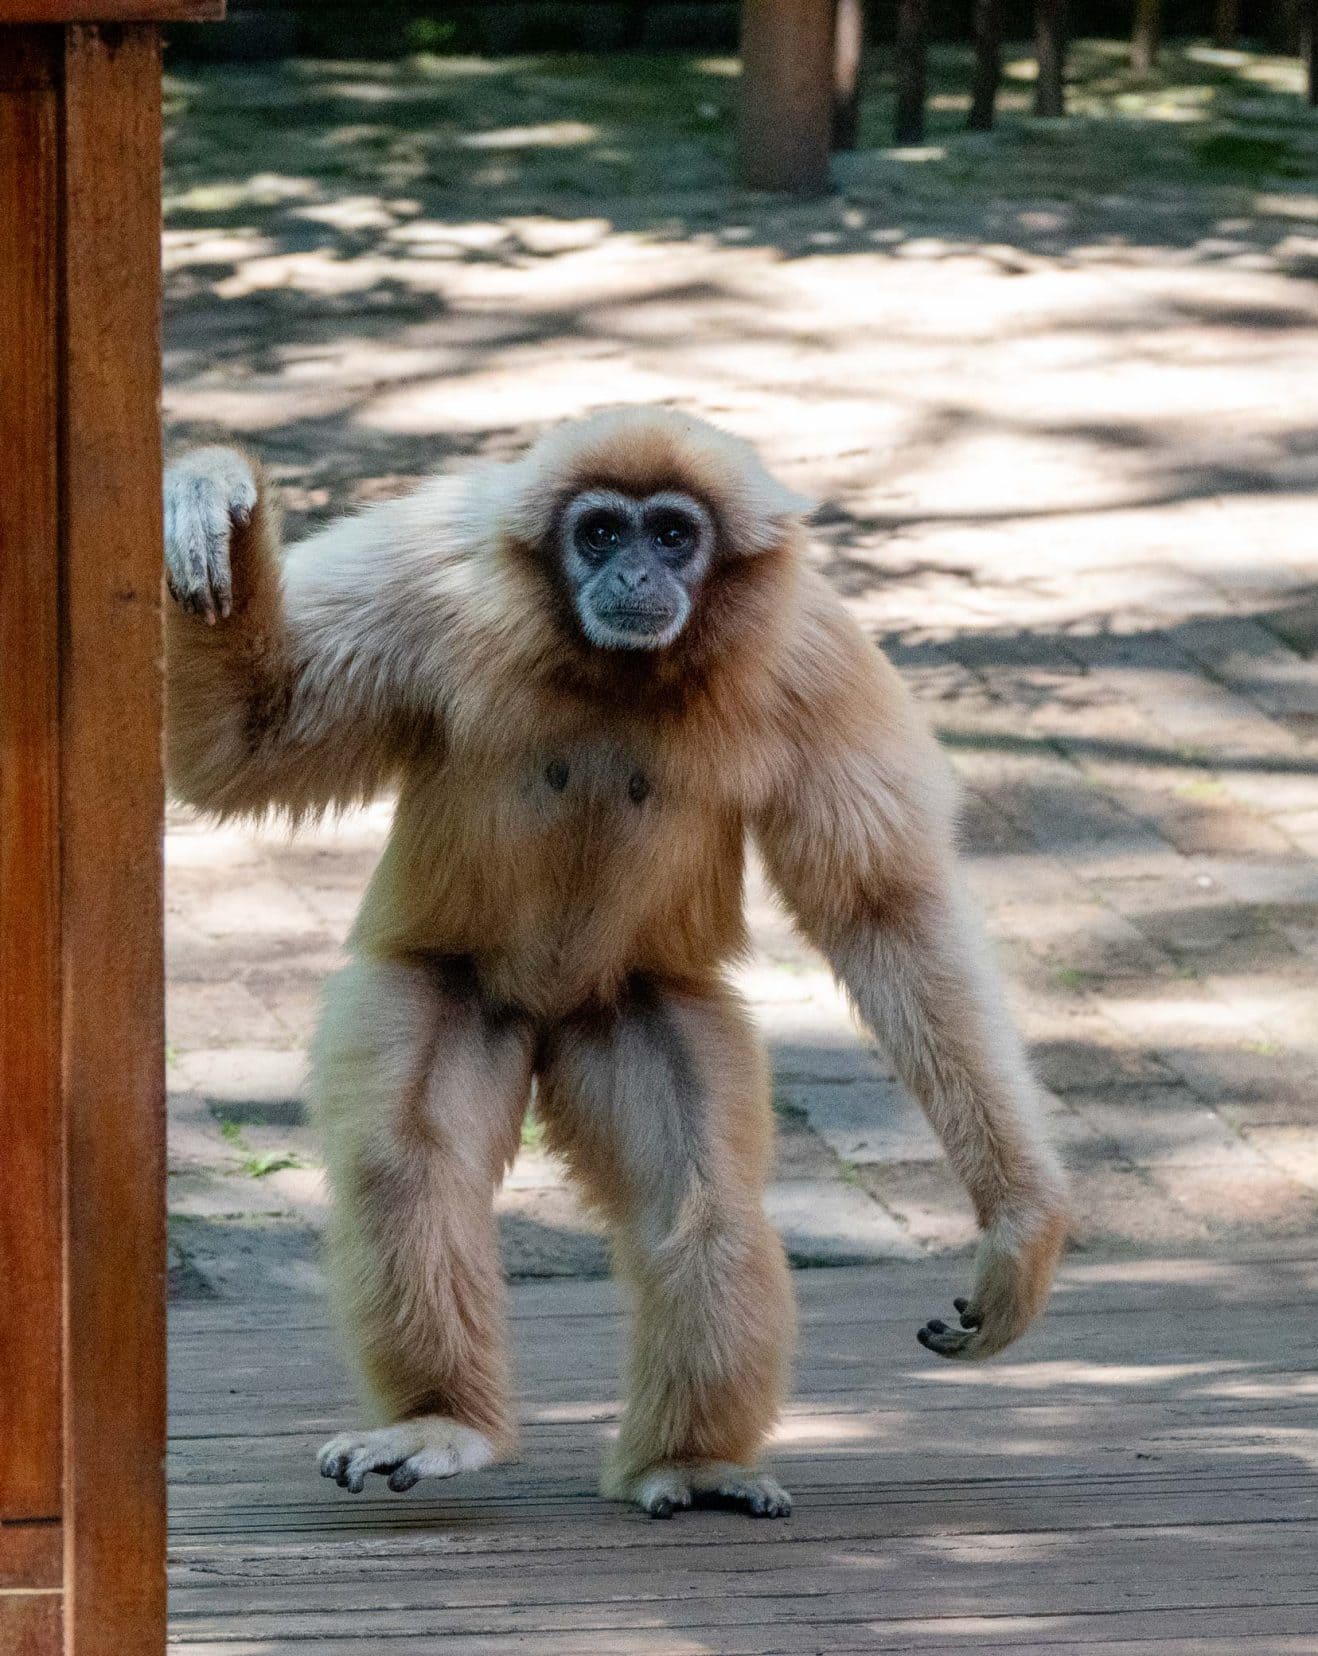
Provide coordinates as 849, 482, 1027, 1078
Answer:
557, 489, 716, 651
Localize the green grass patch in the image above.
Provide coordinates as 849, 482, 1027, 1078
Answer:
1193, 132, 1303, 178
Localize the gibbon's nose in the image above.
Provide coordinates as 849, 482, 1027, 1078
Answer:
616, 563, 651, 592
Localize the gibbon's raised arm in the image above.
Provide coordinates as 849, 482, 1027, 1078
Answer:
755, 586, 1069, 1359
163, 448, 449, 820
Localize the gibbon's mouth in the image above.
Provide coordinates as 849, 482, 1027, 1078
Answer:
599, 604, 676, 634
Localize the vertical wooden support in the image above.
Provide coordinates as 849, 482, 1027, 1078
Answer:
0, 7, 221, 1654
739, 0, 835, 194
0, 33, 64, 1561
60, 29, 168, 1653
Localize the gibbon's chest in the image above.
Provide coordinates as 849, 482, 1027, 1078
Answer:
515, 738, 661, 830
367, 726, 749, 1002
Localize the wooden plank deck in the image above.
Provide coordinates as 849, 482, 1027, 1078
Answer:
168, 1255, 1318, 1654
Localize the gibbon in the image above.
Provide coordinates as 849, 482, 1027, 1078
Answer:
163, 408, 1068, 1519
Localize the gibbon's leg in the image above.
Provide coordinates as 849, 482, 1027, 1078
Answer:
310, 956, 534, 1493
538, 978, 795, 1519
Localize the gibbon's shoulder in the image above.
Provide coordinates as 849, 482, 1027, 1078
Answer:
763, 565, 954, 814
280, 472, 549, 658
770, 567, 905, 736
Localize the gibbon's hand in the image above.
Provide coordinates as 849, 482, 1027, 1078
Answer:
917, 1204, 1067, 1361
164, 447, 259, 624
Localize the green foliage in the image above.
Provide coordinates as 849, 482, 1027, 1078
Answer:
1193, 132, 1304, 178
242, 1149, 302, 1178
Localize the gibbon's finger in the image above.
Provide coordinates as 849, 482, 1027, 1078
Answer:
207, 539, 233, 621
917, 1320, 976, 1358
691, 1474, 793, 1519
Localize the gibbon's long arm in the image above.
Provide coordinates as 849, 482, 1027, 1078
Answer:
755, 595, 1069, 1359
163, 448, 444, 820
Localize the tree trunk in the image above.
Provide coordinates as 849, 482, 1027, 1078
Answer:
893, 0, 927, 144
1308, 0, 1318, 106
968, 0, 1002, 130
1276, 0, 1303, 54
1131, 0, 1159, 74
831, 0, 863, 150
1034, 0, 1066, 117
1211, 0, 1238, 49
738, 0, 836, 194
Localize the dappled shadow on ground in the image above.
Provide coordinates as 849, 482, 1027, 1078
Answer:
166, 1257, 1318, 1650
163, 39, 1318, 266
162, 36, 1318, 1296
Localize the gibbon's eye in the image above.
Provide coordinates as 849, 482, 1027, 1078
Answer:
577, 511, 625, 559
651, 512, 696, 560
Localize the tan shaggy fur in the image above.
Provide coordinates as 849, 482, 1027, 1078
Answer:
164, 407, 1068, 1514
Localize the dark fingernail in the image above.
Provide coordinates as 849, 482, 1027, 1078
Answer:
954, 1298, 969, 1312
650, 1498, 675, 1519
927, 1319, 947, 1334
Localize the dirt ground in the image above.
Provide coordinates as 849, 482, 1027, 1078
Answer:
160, 40, 1318, 1299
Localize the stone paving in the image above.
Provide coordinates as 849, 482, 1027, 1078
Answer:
161, 50, 1318, 1299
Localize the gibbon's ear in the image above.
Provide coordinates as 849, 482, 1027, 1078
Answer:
494, 407, 816, 559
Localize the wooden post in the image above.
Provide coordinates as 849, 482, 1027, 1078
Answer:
0, 6, 220, 1655
739, 0, 836, 194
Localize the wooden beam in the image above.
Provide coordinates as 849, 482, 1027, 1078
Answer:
0, 1594, 62, 1656
0, 23, 63, 1540
739, 0, 835, 194
0, 1, 219, 18
58, 29, 168, 1656
0, 5, 203, 1650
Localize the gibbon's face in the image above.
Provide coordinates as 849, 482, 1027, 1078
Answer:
557, 488, 716, 651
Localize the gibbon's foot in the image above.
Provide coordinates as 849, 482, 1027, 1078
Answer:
163, 447, 259, 624
317, 1416, 497, 1494
619, 1463, 792, 1521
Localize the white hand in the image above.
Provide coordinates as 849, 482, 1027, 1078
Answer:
163, 447, 259, 624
